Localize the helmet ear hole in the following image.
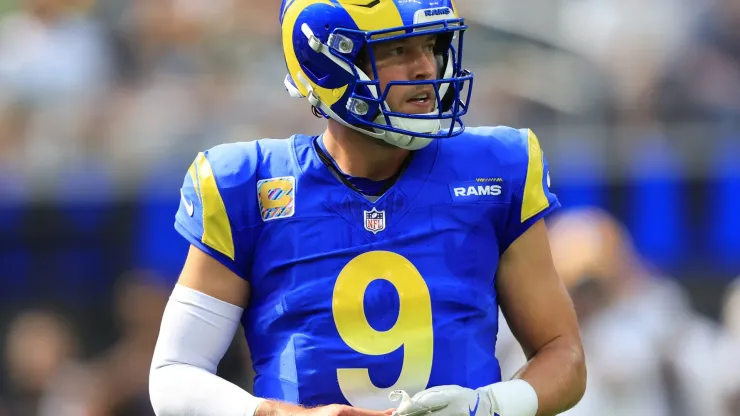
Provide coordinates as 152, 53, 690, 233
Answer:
438, 56, 456, 111
435, 54, 445, 78
434, 32, 453, 79
354, 45, 370, 75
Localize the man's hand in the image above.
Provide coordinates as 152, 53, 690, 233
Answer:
391, 387, 495, 416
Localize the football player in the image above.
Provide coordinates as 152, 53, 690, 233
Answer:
149, 1, 586, 416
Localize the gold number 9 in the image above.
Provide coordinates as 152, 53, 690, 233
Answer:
332, 251, 434, 410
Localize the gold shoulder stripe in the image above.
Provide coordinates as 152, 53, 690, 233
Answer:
195, 152, 236, 260
521, 130, 550, 222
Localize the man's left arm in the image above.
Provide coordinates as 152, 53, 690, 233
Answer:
496, 218, 586, 415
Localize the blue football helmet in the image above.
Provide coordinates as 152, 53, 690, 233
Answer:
280, 0, 473, 150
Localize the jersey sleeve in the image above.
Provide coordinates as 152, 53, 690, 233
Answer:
174, 145, 255, 279
501, 128, 561, 252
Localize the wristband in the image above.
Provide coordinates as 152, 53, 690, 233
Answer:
479, 379, 538, 416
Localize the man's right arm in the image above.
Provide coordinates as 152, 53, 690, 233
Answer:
150, 147, 265, 416
151, 249, 395, 416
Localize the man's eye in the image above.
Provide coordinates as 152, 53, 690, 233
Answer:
389, 46, 404, 56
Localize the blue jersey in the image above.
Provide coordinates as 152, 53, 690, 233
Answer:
174, 126, 559, 410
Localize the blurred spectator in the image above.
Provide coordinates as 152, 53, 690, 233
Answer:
2, 309, 87, 416
82, 271, 168, 415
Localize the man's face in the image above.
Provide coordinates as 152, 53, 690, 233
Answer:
366, 34, 439, 115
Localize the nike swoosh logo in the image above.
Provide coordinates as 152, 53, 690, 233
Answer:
181, 190, 194, 217
468, 393, 480, 416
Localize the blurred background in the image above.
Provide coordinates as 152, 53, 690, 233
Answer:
0, 0, 737, 414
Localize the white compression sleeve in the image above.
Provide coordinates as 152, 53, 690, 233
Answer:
149, 284, 265, 416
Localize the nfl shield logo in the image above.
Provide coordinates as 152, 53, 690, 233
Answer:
364, 207, 386, 234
